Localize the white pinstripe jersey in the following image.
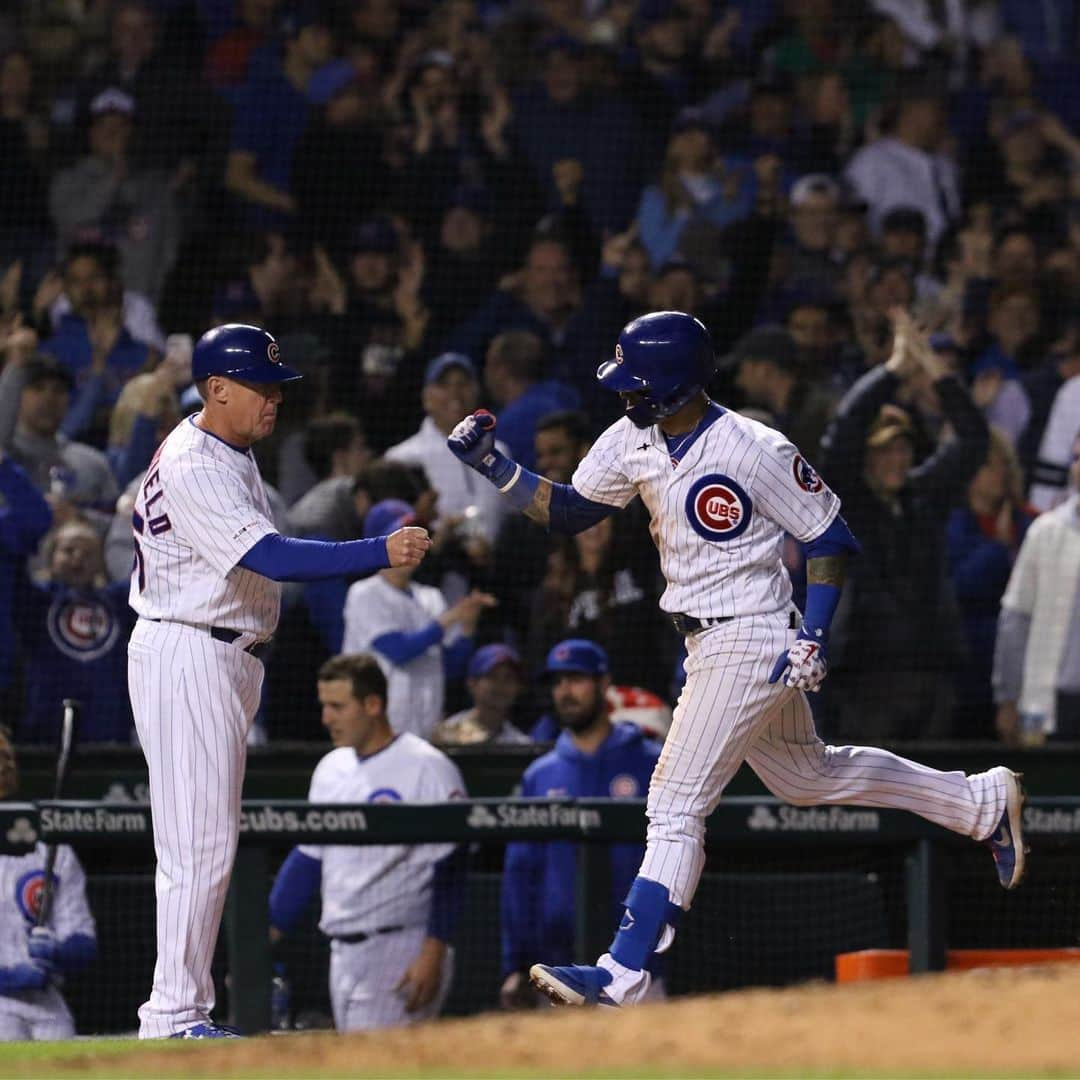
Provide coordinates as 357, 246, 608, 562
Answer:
128, 415, 279, 636
0, 846, 95, 968
342, 576, 454, 739
571, 404, 840, 618
299, 735, 465, 937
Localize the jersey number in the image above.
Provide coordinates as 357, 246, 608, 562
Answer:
132, 467, 172, 592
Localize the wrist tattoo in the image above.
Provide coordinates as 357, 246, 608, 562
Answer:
523, 478, 552, 526
807, 554, 846, 587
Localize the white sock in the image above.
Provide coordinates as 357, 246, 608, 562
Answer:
596, 953, 652, 1005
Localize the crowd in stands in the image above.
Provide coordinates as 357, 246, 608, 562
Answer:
0, 0, 1079, 748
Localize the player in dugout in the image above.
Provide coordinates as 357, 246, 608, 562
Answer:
0, 727, 97, 1040
269, 653, 467, 1032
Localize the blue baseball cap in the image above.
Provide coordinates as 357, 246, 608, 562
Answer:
448, 184, 493, 216
635, 0, 683, 29
545, 639, 609, 676
468, 643, 522, 680
309, 60, 357, 105
364, 498, 415, 540
348, 218, 398, 255
424, 352, 476, 385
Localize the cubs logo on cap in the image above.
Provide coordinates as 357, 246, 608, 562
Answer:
47, 597, 119, 662
267, 341, 281, 364
545, 639, 609, 675
15, 869, 48, 924
615, 343, 624, 364
685, 474, 752, 542
791, 454, 823, 493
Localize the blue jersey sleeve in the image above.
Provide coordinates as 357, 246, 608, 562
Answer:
269, 849, 322, 934
0, 457, 52, 556
238, 533, 390, 582
371, 623, 443, 665
427, 846, 467, 944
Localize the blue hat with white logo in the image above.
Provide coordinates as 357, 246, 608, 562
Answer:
364, 499, 416, 540
424, 352, 476, 385
468, 643, 522, 680
545, 639, 609, 676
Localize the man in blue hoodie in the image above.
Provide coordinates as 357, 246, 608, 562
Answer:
499, 639, 661, 1009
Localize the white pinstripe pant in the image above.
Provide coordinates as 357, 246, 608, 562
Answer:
128, 619, 264, 1038
329, 927, 453, 1032
639, 609, 1009, 908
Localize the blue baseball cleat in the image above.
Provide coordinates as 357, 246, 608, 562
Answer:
170, 1022, 242, 1039
988, 770, 1027, 890
529, 964, 619, 1007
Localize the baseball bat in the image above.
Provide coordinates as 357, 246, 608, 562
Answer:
36, 698, 79, 928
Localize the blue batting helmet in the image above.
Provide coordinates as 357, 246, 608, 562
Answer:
192, 324, 302, 384
596, 311, 714, 427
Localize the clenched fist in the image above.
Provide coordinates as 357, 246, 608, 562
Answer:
386, 526, 432, 568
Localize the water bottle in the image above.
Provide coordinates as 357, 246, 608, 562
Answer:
270, 963, 291, 1031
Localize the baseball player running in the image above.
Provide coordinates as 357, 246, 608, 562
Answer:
0, 728, 97, 1040
269, 653, 466, 1031
448, 310, 1026, 1008
127, 324, 432, 1038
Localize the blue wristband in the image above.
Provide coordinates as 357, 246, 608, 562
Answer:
802, 582, 840, 640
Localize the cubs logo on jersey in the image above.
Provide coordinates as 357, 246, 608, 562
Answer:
368, 788, 402, 803
47, 596, 120, 662
15, 868, 49, 924
685, 474, 753, 542
791, 454, 824, 494
609, 774, 639, 797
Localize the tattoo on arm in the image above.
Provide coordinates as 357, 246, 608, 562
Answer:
523, 477, 552, 526
807, 554, 846, 588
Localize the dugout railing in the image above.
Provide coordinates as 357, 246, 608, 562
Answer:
2, 796, 1079, 1034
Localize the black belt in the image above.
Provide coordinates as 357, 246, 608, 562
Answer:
669, 613, 734, 634
146, 619, 271, 661
670, 611, 799, 635
333, 926, 405, 945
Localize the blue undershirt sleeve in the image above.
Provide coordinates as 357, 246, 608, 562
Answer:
60, 373, 107, 441
442, 635, 473, 680
111, 413, 160, 488
799, 516, 859, 637
547, 482, 616, 534
371, 623, 444, 666
427, 846, 467, 944
0, 456, 53, 554
58, 932, 96, 973
238, 533, 390, 582
0, 964, 47, 993
801, 514, 860, 560
269, 849, 323, 934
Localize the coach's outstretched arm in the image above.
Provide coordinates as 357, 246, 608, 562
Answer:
447, 411, 613, 533
237, 526, 431, 581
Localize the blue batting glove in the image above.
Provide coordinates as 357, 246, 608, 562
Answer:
27, 926, 58, 975
768, 628, 829, 693
447, 410, 515, 487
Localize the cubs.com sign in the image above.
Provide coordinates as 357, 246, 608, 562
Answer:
685, 474, 753, 542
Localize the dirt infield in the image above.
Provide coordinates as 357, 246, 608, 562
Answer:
18, 964, 1080, 1078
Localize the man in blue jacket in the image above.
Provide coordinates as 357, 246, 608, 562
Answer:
499, 639, 662, 1008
